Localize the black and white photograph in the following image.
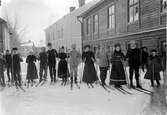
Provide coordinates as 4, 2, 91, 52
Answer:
0, 0, 166, 115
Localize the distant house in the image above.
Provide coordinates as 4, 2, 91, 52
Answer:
78, 0, 166, 55
0, 17, 10, 53
45, 0, 101, 52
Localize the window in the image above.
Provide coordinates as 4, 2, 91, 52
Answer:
86, 17, 91, 35
128, 0, 139, 23
161, 0, 167, 12
108, 5, 115, 29
93, 14, 98, 33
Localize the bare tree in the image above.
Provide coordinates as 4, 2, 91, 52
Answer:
4, 12, 28, 49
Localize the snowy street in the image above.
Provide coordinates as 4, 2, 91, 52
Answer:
0, 61, 160, 115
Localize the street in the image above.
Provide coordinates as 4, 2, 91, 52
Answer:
0, 61, 158, 115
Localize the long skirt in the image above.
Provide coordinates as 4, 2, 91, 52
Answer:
58, 60, 68, 79
82, 61, 98, 84
110, 61, 127, 86
144, 63, 161, 80
26, 63, 38, 80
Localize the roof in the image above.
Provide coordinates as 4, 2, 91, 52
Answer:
78, 0, 105, 17
45, 0, 102, 31
0, 17, 6, 24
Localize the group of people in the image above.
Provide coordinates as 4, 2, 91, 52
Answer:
0, 40, 164, 90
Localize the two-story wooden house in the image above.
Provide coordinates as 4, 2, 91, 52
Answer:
78, 0, 166, 55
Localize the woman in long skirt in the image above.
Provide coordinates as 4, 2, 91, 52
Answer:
58, 46, 68, 85
82, 45, 98, 88
109, 43, 127, 88
26, 51, 38, 87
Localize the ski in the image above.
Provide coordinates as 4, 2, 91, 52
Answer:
104, 84, 115, 90
40, 80, 47, 86
100, 84, 110, 93
75, 83, 80, 89
119, 87, 133, 95
18, 86, 26, 92
114, 87, 127, 95
35, 80, 44, 87
133, 88, 152, 95
136, 88, 153, 94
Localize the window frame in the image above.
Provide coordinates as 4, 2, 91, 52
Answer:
86, 17, 91, 35
161, 0, 167, 13
93, 14, 99, 34
128, 0, 139, 23
108, 4, 115, 29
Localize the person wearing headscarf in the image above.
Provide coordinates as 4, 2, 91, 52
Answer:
26, 51, 38, 87
82, 45, 98, 88
58, 46, 68, 85
144, 49, 162, 87
126, 40, 142, 89
109, 43, 127, 88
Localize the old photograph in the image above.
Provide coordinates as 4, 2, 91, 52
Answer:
0, 0, 166, 115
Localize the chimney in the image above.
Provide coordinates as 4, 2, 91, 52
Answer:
78, 0, 85, 7
69, 6, 76, 12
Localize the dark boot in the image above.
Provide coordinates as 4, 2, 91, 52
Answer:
136, 80, 142, 89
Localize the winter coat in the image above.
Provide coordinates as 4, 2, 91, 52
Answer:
69, 50, 81, 69
26, 55, 38, 80
5, 54, 12, 67
110, 51, 127, 85
141, 51, 148, 64
144, 55, 162, 80
39, 52, 48, 67
96, 50, 109, 68
47, 49, 58, 65
126, 48, 141, 67
0, 57, 6, 74
12, 54, 23, 72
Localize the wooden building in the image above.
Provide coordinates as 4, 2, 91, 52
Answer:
0, 18, 10, 53
78, 0, 166, 55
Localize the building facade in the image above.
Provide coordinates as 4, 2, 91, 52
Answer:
45, 0, 101, 52
79, 0, 166, 55
0, 18, 10, 53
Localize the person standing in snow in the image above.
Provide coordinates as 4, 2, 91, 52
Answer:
0, 52, 6, 87
58, 46, 68, 85
69, 44, 81, 89
47, 43, 58, 83
26, 51, 38, 87
141, 47, 149, 72
109, 43, 127, 88
4, 50, 12, 82
11, 48, 23, 87
144, 49, 162, 87
82, 45, 98, 88
96, 45, 110, 86
126, 40, 142, 89
38, 47, 48, 82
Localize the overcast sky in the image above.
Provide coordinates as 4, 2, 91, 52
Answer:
1, 0, 92, 45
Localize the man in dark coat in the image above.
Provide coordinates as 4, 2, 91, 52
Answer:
5, 50, 12, 82
126, 40, 142, 89
47, 43, 58, 83
12, 48, 23, 87
0, 52, 6, 86
141, 47, 149, 72
39, 47, 48, 82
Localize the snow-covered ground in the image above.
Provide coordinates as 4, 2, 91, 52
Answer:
0, 61, 164, 115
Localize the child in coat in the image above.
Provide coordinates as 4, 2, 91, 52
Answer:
144, 49, 162, 87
